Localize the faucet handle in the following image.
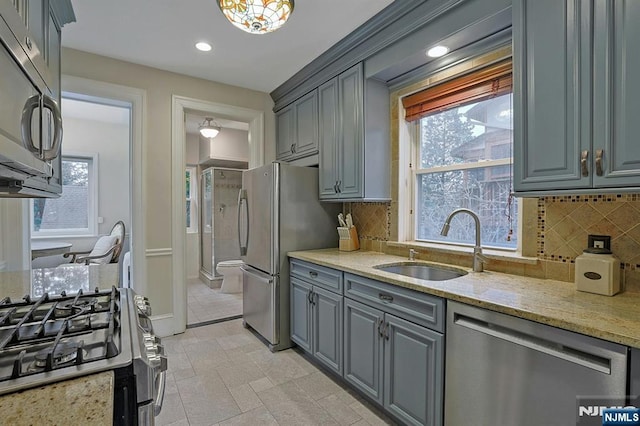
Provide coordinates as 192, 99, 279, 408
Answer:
409, 249, 418, 260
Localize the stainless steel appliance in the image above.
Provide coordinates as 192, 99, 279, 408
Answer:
0, 3, 67, 197
0, 286, 167, 425
238, 162, 341, 351
445, 301, 628, 426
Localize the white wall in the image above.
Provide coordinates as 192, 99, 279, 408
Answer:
199, 128, 249, 164
186, 133, 200, 166
61, 47, 276, 317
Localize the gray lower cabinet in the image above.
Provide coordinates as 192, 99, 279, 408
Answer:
290, 276, 343, 375
344, 298, 384, 404
514, 0, 640, 194
344, 297, 443, 426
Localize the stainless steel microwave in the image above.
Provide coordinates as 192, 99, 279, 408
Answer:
0, 3, 64, 197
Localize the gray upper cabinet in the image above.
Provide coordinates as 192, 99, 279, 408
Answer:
592, 0, 640, 188
275, 89, 318, 162
514, 0, 640, 194
318, 63, 390, 201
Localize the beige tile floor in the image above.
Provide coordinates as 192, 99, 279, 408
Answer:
157, 319, 394, 426
187, 279, 243, 326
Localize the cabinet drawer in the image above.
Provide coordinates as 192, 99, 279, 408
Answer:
344, 273, 444, 333
290, 259, 343, 294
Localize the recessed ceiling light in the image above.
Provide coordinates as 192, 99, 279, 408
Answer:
427, 45, 449, 58
195, 42, 212, 52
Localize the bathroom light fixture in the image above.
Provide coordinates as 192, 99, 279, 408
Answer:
199, 117, 221, 139
427, 45, 449, 58
218, 0, 294, 34
195, 42, 212, 52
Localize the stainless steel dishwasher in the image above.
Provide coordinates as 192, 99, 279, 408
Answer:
445, 301, 628, 426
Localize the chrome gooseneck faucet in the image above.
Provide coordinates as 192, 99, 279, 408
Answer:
440, 208, 488, 272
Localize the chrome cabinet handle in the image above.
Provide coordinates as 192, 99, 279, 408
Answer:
379, 293, 393, 303
41, 95, 63, 160
595, 149, 604, 176
581, 150, 589, 177
25, 37, 32, 51
333, 181, 338, 193
307, 290, 313, 305
290, 144, 296, 154
21, 95, 41, 155
384, 322, 390, 340
309, 271, 318, 278
377, 318, 383, 338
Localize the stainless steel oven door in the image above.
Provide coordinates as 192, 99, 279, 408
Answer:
137, 368, 166, 425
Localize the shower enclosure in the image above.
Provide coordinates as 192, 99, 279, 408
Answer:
199, 167, 243, 286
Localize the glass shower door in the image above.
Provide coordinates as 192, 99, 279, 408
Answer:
200, 169, 213, 277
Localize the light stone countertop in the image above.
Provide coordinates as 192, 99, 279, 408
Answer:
288, 249, 640, 348
0, 371, 114, 425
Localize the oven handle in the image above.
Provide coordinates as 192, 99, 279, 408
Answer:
154, 369, 166, 416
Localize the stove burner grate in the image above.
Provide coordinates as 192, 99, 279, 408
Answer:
33, 341, 85, 370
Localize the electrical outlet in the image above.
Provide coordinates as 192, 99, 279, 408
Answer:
588, 234, 611, 251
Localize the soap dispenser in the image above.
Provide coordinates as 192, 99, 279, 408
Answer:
575, 247, 621, 296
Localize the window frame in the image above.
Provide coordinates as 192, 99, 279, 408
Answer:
186, 166, 198, 233
400, 62, 519, 253
31, 152, 99, 239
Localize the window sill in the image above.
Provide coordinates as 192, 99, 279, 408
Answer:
386, 241, 539, 265
32, 234, 98, 240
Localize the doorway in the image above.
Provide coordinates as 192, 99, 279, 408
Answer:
184, 113, 249, 327
30, 96, 132, 274
171, 96, 264, 334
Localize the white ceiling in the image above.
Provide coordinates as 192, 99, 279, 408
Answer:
62, 98, 130, 125
62, 0, 395, 93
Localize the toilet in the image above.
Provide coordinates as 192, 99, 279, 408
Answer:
216, 260, 244, 293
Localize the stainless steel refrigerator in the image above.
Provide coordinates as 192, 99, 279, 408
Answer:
238, 162, 341, 351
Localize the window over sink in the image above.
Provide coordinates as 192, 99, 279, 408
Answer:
403, 59, 518, 250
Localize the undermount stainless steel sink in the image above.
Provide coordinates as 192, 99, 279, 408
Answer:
374, 263, 467, 281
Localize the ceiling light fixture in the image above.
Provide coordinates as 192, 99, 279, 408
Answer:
427, 45, 449, 58
199, 117, 221, 139
195, 42, 212, 52
218, 0, 294, 34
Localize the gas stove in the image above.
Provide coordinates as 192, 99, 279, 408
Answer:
0, 286, 166, 425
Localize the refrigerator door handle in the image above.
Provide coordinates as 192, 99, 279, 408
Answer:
240, 265, 273, 283
238, 189, 248, 256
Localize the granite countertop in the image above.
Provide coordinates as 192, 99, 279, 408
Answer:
0, 263, 120, 300
289, 249, 640, 348
0, 371, 113, 425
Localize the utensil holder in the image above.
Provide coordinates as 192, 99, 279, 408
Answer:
338, 226, 359, 251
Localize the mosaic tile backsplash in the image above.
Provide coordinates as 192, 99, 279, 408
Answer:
349, 194, 640, 292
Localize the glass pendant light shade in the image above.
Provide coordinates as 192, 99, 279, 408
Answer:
218, 0, 294, 34
199, 118, 221, 139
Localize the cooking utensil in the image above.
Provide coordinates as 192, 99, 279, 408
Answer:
338, 213, 347, 227
346, 213, 353, 228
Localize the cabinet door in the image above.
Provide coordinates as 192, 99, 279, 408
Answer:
337, 63, 363, 198
318, 78, 339, 199
290, 277, 312, 352
312, 286, 343, 375
276, 105, 294, 161
344, 298, 384, 404
593, 0, 640, 188
514, 0, 592, 192
294, 90, 318, 157
384, 314, 443, 426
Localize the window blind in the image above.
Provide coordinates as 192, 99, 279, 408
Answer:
402, 59, 512, 122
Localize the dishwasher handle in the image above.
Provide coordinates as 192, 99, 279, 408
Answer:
453, 314, 611, 374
